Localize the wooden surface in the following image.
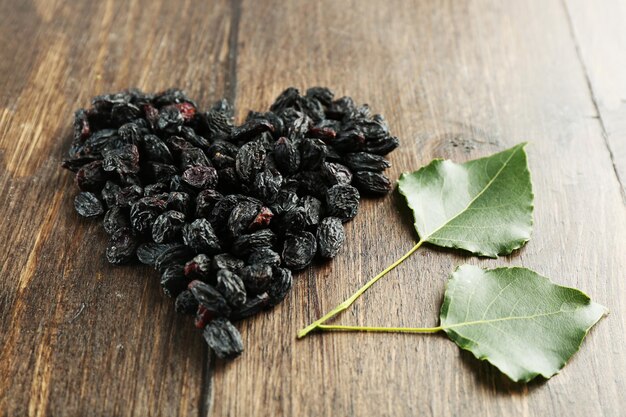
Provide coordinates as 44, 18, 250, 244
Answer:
0, 0, 624, 416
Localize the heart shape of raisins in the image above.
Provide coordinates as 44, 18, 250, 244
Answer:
63, 87, 398, 358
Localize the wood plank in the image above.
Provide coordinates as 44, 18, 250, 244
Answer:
210, 0, 626, 416
564, 0, 626, 197
0, 0, 237, 415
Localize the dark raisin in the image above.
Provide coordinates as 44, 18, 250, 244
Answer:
252, 169, 282, 203
155, 244, 191, 272
231, 229, 276, 257
228, 201, 262, 239
276, 208, 306, 237
325, 184, 359, 222
102, 144, 140, 175
144, 182, 169, 197
301, 195, 322, 227
216, 269, 247, 307
270, 87, 300, 113
230, 293, 270, 321
189, 280, 231, 317
106, 228, 139, 264
137, 242, 177, 267
115, 185, 144, 207
130, 196, 167, 234
140, 134, 173, 163
273, 137, 300, 175
184, 254, 213, 280
166, 192, 191, 215
212, 253, 245, 272
270, 190, 299, 215
175, 289, 199, 315
182, 165, 218, 189
235, 141, 266, 183
299, 139, 327, 171
247, 247, 281, 268
161, 265, 187, 298
75, 161, 107, 192
343, 152, 391, 172
248, 206, 273, 230
179, 147, 211, 170
195, 189, 223, 218
202, 318, 243, 359
152, 210, 186, 243
321, 162, 352, 185
183, 219, 222, 254
103, 206, 130, 235
282, 231, 317, 270
74, 192, 104, 218
317, 217, 345, 258
352, 171, 392, 196
305, 86, 334, 107
231, 119, 273, 143
240, 264, 273, 295
268, 267, 292, 306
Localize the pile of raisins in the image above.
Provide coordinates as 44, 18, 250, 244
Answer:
62, 87, 398, 358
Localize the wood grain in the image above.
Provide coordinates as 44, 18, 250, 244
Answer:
0, 0, 624, 416
564, 0, 626, 197
0, 0, 236, 416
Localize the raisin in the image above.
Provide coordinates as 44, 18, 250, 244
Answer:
106, 228, 139, 264
247, 247, 281, 267
184, 254, 213, 280
152, 210, 186, 243
75, 161, 107, 192
137, 242, 177, 267
352, 171, 392, 196
273, 137, 301, 175
321, 162, 352, 186
166, 192, 191, 215
183, 219, 222, 254
228, 201, 262, 239
130, 196, 167, 234
155, 244, 191, 272
282, 232, 317, 270
182, 165, 218, 190
231, 229, 276, 257
161, 265, 187, 298
240, 264, 273, 294
317, 217, 345, 258
175, 289, 199, 315
236, 141, 266, 183
343, 152, 391, 172
102, 144, 140, 174
212, 253, 245, 272
202, 318, 243, 359
189, 280, 231, 317
252, 169, 282, 203
268, 267, 292, 306
299, 139, 327, 171
74, 192, 104, 218
103, 206, 130, 234
230, 293, 271, 321
325, 184, 359, 222
216, 269, 247, 307
300, 195, 323, 227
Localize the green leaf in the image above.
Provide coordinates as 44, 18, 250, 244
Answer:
440, 265, 606, 382
397, 143, 533, 257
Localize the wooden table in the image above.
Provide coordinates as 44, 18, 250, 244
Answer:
1, 1, 625, 416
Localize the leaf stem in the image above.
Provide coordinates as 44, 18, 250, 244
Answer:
317, 324, 443, 333
297, 240, 425, 338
